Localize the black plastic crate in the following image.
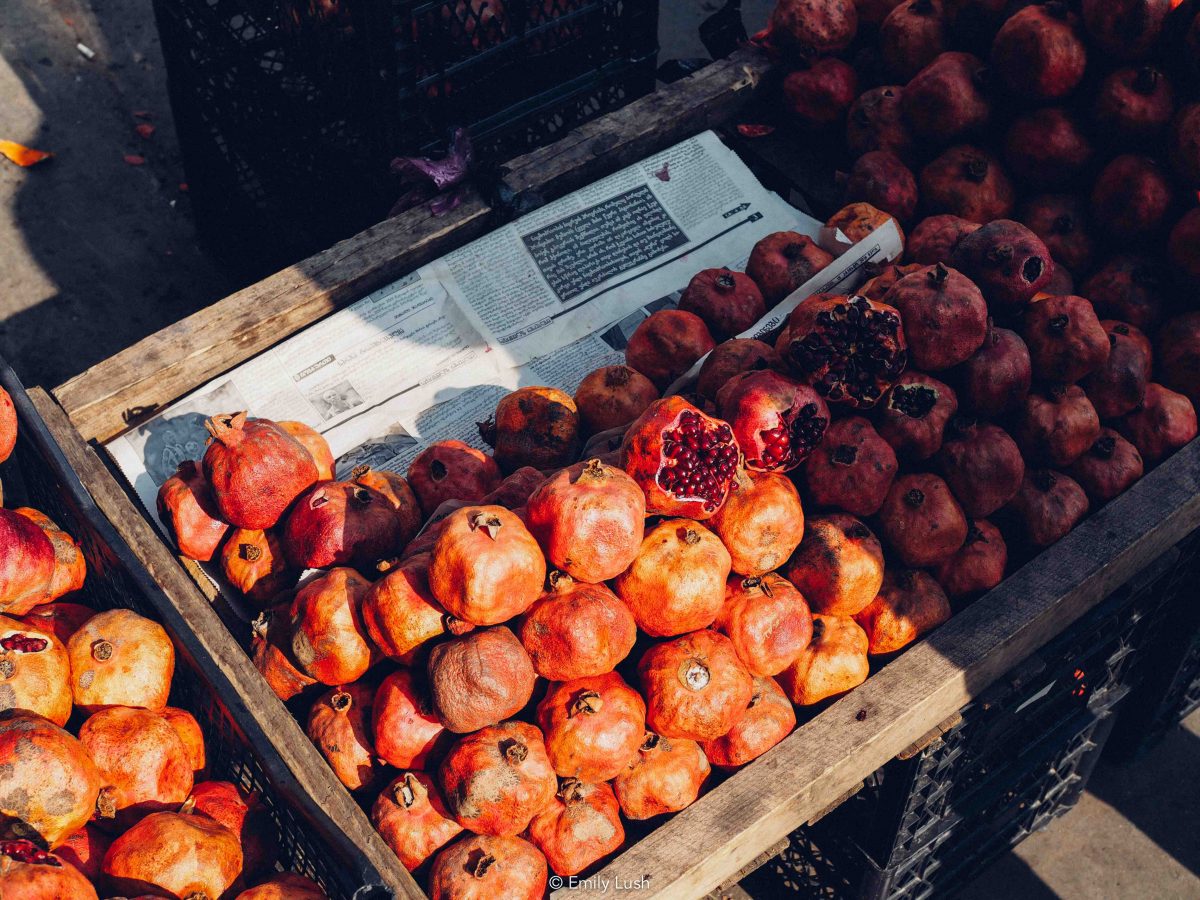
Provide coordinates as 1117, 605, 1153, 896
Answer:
0, 361, 387, 899
152, 0, 659, 274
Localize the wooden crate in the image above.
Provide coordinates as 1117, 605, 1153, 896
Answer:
48, 46, 1200, 899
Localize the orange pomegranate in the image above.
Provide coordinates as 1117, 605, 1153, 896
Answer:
67, 609, 174, 712
855, 569, 952, 654
612, 732, 710, 819
0, 840, 99, 899
714, 574, 813, 677
12, 509, 86, 601
638, 630, 754, 741
156, 460, 230, 563
428, 834, 547, 900
251, 607, 317, 702
102, 810, 243, 899
0, 616, 71, 725
288, 568, 374, 685
219, 529, 298, 605
700, 675, 796, 768
778, 615, 870, 705
306, 683, 377, 792
373, 668, 446, 770
362, 554, 461, 661
235, 872, 328, 899
427, 626, 535, 734
518, 573, 637, 681
277, 420, 335, 480
371, 771, 463, 871
784, 514, 885, 617
0, 386, 15, 463
527, 779, 624, 877
708, 470, 805, 577
481, 386, 581, 472
536, 672, 646, 783
183, 780, 248, 838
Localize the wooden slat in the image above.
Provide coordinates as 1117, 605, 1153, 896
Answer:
27, 389, 426, 900
53, 47, 772, 445
552, 437, 1200, 900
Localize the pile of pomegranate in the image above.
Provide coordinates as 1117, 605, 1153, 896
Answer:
0, 399, 326, 900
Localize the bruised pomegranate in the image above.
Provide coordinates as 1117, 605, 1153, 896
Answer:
903, 51, 989, 142
438, 721, 557, 836
766, 0, 859, 58
1169, 208, 1200, 281
102, 810, 242, 900
1091, 155, 1173, 240
620, 396, 740, 519
956, 326, 1030, 417
696, 340, 778, 403
747, 232, 836, 306
526, 459, 644, 583
251, 607, 316, 702
350, 466, 422, 547
527, 779, 623, 877
362, 553, 462, 662
715, 573, 813, 677
885, 263, 987, 370
519, 573, 636, 681
879, 473, 968, 567
56, 824, 112, 881
372, 772, 462, 872
1019, 195, 1094, 275
855, 569, 951, 654
716, 370, 830, 471
1157, 312, 1200, 408
160, 707, 206, 776
283, 480, 401, 570
428, 505, 545, 626
406, 441, 503, 518
482, 386, 581, 472
1082, 255, 1166, 330
880, 0, 947, 81
68, 608, 173, 711
19, 601, 92, 647
1007, 469, 1089, 547
625, 310, 716, 390
1094, 67, 1176, 143
700, 675, 795, 768
0, 509, 54, 616
874, 372, 958, 459
935, 419, 1024, 517
803, 417, 898, 516
1024, 296, 1110, 384
1067, 429, 1145, 503
220, 528, 297, 605
0, 841, 99, 899
288, 567, 373, 684
842, 151, 919, 224
574, 365, 659, 435
1116, 384, 1199, 465
276, 420, 334, 480
428, 834, 547, 900
1016, 385, 1101, 467
782, 58, 859, 129
905, 215, 980, 265
156, 460, 230, 563
785, 515, 885, 617
709, 470, 805, 576
427, 626, 535, 733
306, 683, 377, 792
991, 3, 1087, 100
778, 615, 870, 705
826, 203, 905, 247
373, 668, 445, 770
639, 630, 753, 742
1082, 0, 1169, 60
934, 518, 1007, 600
679, 269, 767, 341
202, 412, 318, 529
1082, 321, 1152, 419
950, 219, 1052, 313
537, 672, 646, 783
615, 519, 731, 637
847, 86, 917, 164
612, 732, 710, 819
919, 145, 1014, 224
236, 873, 328, 899
0, 617, 70, 726
1171, 103, 1200, 187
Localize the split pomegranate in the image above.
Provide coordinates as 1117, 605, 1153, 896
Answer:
1082, 322, 1152, 420
68, 608, 173, 712
306, 683, 378, 792
0, 509, 54, 617
785, 514, 885, 617
1082, 0, 1169, 60
696, 339, 778, 403
1067, 429, 1145, 503
956, 326, 1031, 417
934, 518, 1007, 600
19, 601, 92, 647
612, 732, 710, 819
854, 569, 952, 655
481, 386, 581, 472
1157, 312, 1200, 408
746, 232, 836, 306
905, 215, 980, 265
777, 614, 870, 705
620, 396, 740, 519
935, 419, 1024, 517
276, 420, 335, 480
283, 480, 402, 570
1082, 254, 1166, 330
919, 145, 1015, 224
527, 779, 624, 877
950, 219, 1052, 313
102, 810, 243, 900
1018, 194, 1094, 275
406, 441, 503, 518
625, 310, 716, 391
372, 771, 463, 872
220, 528, 297, 606
880, 0, 947, 81
1008, 469, 1089, 547
902, 51, 990, 143
1116, 384, 1199, 465
1093, 67, 1176, 143
288, 567, 374, 685
842, 151, 919, 224
362, 553, 458, 662
878, 473, 969, 568
802, 416, 898, 516
679, 269, 767, 341
847, 86, 917, 164
715, 573, 813, 677
202, 412, 318, 529
709, 469, 805, 576
716, 369, 830, 471
427, 626, 535, 733
638, 630, 754, 742
874, 372, 958, 460
156, 460, 230, 563
783, 59, 860, 130
0, 617, 70, 726
537, 671, 646, 783
766, 0, 859, 58
373, 668, 445, 770
519, 573, 635, 680
0, 840, 99, 900
1091, 154, 1173, 240
574, 365, 659, 435
427, 834, 547, 900
991, 2, 1087, 101
1016, 385, 1101, 467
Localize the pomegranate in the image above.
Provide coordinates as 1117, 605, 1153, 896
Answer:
935, 419, 1024, 517
438, 721, 557, 836
68, 608, 173, 712
638, 630, 753, 742
905, 215, 980, 265
574, 365, 659, 435
1082, 254, 1166, 330
406, 441, 503, 518
519, 573, 635, 680
56, 824, 112, 881
782, 58, 860, 129
1007, 469, 1089, 547
19, 601, 92, 647
747, 232, 836, 306
859, 263, 924, 301
1016, 385, 1102, 467
1023, 295, 1111, 384
283, 480, 401, 570
777, 614, 870, 705
709, 469, 805, 576
350, 466, 422, 547
183, 781, 247, 840
481, 386, 581, 472
841, 151, 919, 224
219, 528, 297, 605
679, 269, 767, 341
715, 573, 813, 677
0, 710, 102, 847
1116, 384, 1199, 465
306, 683, 377, 792
903, 52, 990, 143
1171, 103, 1200, 187
1082, 0, 1169, 59
991, 3, 1087, 100
373, 668, 445, 770
427, 834, 547, 900
1157, 312, 1200, 408
950, 218, 1052, 313
1094, 67, 1176, 143
785, 514, 885, 617
716, 370, 830, 471
802, 417, 898, 516
160, 706, 206, 776
372, 772, 463, 872
1169, 208, 1200, 281
766, 0, 859, 58
1082, 321, 1152, 420
236, 873, 328, 899
251, 607, 317, 702
156, 460, 230, 563
1019, 195, 1094, 275
878, 473, 968, 567
481, 466, 546, 510
625, 310, 716, 390
696, 339, 778, 403
956, 326, 1031, 417
428, 505, 545, 626
826, 203, 905, 247
859, 0, 905, 26
427, 626, 535, 733
0, 841, 99, 899
276, 420, 335, 480
362, 554, 459, 662
202, 412, 318, 529
612, 732, 710, 819
10, 510, 84, 603
527, 779, 623, 877
700, 675, 795, 768
537, 672, 646, 782
615, 519, 731, 637
847, 86, 917, 164
874, 372, 958, 460
880, 0, 947, 81
934, 518, 1007, 600
1043, 264, 1076, 297
288, 568, 373, 685
102, 810, 242, 900
0, 617, 71, 726
0, 509, 54, 616
919, 145, 1015, 224
0, 387, 14, 464
855, 569, 951, 654
886, 264, 988, 370
1067, 429, 1145, 503
1091, 155, 1173, 240
619, 396, 740, 519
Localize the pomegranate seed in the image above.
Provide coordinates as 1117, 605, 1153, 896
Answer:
0, 634, 48, 653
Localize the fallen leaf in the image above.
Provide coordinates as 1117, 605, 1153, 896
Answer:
135, 123, 156, 139
123, 154, 146, 166
736, 123, 775, 138
0, 140, 52, 167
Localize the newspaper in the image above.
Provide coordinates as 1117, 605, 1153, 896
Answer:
106, 130, 902, 578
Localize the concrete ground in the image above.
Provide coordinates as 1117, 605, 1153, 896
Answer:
0, 3, 1197, 898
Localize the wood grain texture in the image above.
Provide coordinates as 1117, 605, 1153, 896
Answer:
552, 437, 1200, 899
29, 388, 425, 900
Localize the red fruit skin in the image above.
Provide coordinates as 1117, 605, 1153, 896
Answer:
716, 370, 831, 472
288, 567, 374, 685
905, 215, 980, 265
859, 263, 924, 301
842, 151, 918, 224
626, 310, 716, 390
884, 263, 987, 370
991, 4, 1087, 101
519, 575, 636, 681
803, 417, 898, 516
847, 86, 917, 165
696, 339, 779, 403
12, 509, 85, 604
854, 569, 952, 654
1094, 67, 1176, 143
20, 602, 93, 647
1016, 385, 1102, 467
700, 675, 796, 768
428, 834, 547, 900
527, 779, 624, 878
638, 630, 754, 742
950, 219, 1053, 313
101, 810, 243, 900
934, 518, 1007, 600
427, 626, 535, 734
1003, 108, 1093, 189
920, 146, 1015, 224
0, 842, 100, 899
537, 672, 646, 783
1172, 103, 1200, 188
1115, 384, 1199, 465
0, 510, 55, 617
56, 823, 112, 881
283, 480, 401, 570
879, 473, 968, 568
1067, 429, 1145, 503
185, 780, 247, 837
406, 440, 503, 519
880, 0, 947, 81
679, 269, 767, 342
277, 420, 334, 481
1169, 208, 1200, 280
710, 470, 806, 577
612, 732, 710, 819
373, 668, 446, 770
1019, 195, 1094, 275
1158, 312, 1200, 409
202, 412, 318, 529
1082, 321, 1152, 420
874, 372, 958, 460
769, 0, 859, 58
1023, 296, 1111, 384
0, 386, 15, 464
1091, 155, 1173, 240
715, 573, 814, 677
306, 683, 378, 792
747, 232, 836, 307
362, 554, 457, 661
160, 706, 206, 776
574, 365, 659, 435
1007, 470, 1089, 547
371, 772, 463, 873
1083, 254, 1166, 331
156, 460, 229, 562
782, 59, 859, 129
859, 0, 905, 26
936, 420, 1024, 518
1082, 0, 1169, 60
903, 51, 989, 143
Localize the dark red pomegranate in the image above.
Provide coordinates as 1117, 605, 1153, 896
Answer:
696, 339, 779, 402
1003, 108, 1094, 189
782, 58, 860, 129
873, 372, 958, 460
936, 418, 1025, 517
1016, 384, 1102, 468
902, 51, 990, 143
884, 263, 987, 370
679, 269, 767, 341
880, 0, 947, 81
746, 232, 836, 306
950, 219, 1052, 313
1094, 67, 1176, 143
619, 396, 740, 519
1115, 383, 1198, 465
1018, 195, 1094, 275
0, 840, 99, 899
803, 416, 898, 516
1082, 254, 1166, 330
1067, 429, 1145, 503
905, 215, 980, 265
1169, 208, 1200, 281
919, 145, 1015, 224
842, 151, 919, 224
847, 86, 917, 164
933, 518, 1007, 600
481, 466, 546, 510
1007, 469, 1089, 547
1157, 312, 1200, 408
626, 310, 716, 390
1081, 321, 1152, 420
574, 365, 659, 435
202, 412, 318, 529
1091, 155, 1173, 240
766, 0, 859, 58
1082, 0, 1170, 60
878, 473, 968, 567
282, 480, 401, 570
156, 460, 229, 562
991, 3, 1087, 101
406, 440, 503, 519
1171, 103, 1200, 188
715, 370, 830, 472
1023, 295, 1110, 384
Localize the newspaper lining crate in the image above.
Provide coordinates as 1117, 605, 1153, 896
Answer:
48, 46, 1200, 899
